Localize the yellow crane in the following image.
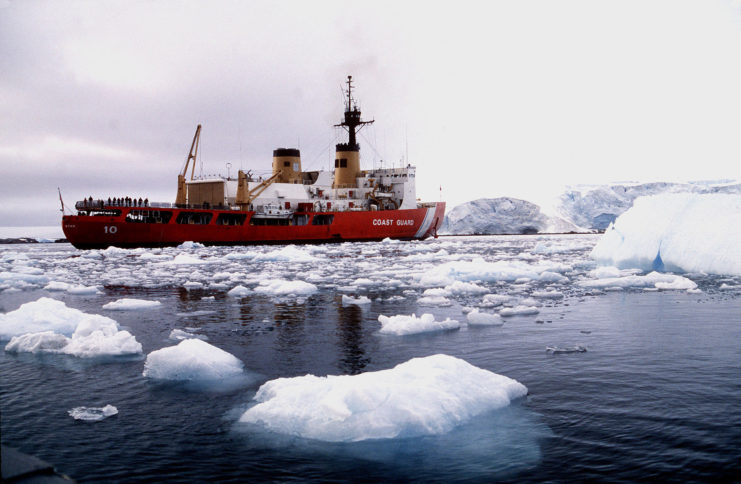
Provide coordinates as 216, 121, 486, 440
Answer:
175, 125, 201, 206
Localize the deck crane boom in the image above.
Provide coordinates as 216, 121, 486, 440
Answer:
175, 125, 202, 206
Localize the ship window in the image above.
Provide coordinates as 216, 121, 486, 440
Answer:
250, 217, 290, 226
335, 159, 339, 168
284, 161, 290, 167
176, 212, 213, 225
311, 214, 334, 225
125, 210, 171, 224
340, 159, 347, 168
293, 214, 309, 226
293, 162, 299, 171
215, 213, 247, 226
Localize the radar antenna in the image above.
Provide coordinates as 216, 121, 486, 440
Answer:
335, 75, 374, 151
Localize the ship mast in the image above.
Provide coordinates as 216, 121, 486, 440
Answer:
335, 75, 373, 150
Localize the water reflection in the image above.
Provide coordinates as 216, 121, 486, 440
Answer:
336, 301, 369, 375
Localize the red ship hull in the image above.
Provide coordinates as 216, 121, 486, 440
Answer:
62, 203, 446, 249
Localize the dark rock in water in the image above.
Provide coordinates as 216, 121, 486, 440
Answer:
0, 238, 39, 244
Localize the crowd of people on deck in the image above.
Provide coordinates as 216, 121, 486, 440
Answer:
81, 196, 150, 208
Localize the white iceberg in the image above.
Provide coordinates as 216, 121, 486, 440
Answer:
499, 306, 540, 317
143, 338, 243, 381
466, 309, 503, 326
341, 295, 371, 306
591, 193, 741, 276
102, 298, 162, 310
1, 298, 142, 357
378, 313, 460, 335
239, 354, 528, 442
227, 285, 252, 297
254, 279, 318, 297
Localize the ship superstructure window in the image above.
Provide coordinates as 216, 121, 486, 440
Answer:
284, 161, 290, 167
216, 213, 247, 226
293, 214, 309, 226
250, 217, 290, 226
312, 214, 334, 225
125, 210, 172, 224
334, 159, 347, 168
176, 212, 213, 225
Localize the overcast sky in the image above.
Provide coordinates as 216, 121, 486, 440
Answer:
2, 0, 741, 226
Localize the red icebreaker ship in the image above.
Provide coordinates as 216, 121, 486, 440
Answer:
62, 77, 445, 249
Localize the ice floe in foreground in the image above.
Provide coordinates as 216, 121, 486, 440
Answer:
1, 297, 142, 357
143, 338, 243, 381
579, 271, 697, 291
68, 405, 118, 421
239, 354, 528, 442
466, 309, 503, 326
592, 193, 741, 276
378, 313, 460, 335
102, 298, 162, 310
254, 279, 318, 297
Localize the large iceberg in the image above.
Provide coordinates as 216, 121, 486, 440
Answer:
239, 354, 528, 442
1, 297, 142, 357
559, 181, 741, 230
591, 193, 741, 276
441, 197, 578, 235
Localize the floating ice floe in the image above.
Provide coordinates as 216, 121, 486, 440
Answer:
227, 285, 251, 297
466, 309, 503, 326
341, 295, 371, 306
417, 291, 453, 306
418, 258, 570, 287
499, 306, 540, 317
253, 245, 318, 263
169, 329, 208, 341
1, 297, 142, 357
183, 281, 204, 291
531, 290, 564, 299
239, 354, 528, 442
0, 270, 49, 289
68, 404, 118, 421
378, 313, 460, 335
254, 279, 318, 297
143, 338, 243, 381
480, 294, 513, 308
591, 193, 741, 276
177, 241, 205, 249
103, 298, 162, 310
579, 271, 697, 291
546, 345, 587, 354
44, 281, 101, 295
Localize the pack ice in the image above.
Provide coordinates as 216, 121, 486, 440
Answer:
239, 354, 528, 442
1, 297, 142, 357
591, 193, 741, 275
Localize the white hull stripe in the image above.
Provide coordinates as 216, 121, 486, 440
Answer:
414, 207, 437, 238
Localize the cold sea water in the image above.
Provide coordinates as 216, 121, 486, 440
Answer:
1, 235, 740, 483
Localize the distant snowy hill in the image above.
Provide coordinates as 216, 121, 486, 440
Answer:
443, 181, 741, 235
440, 198, 579, 235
